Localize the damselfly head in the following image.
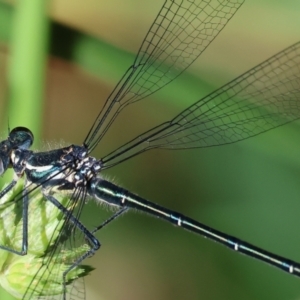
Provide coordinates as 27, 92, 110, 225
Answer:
0, 127, 34, 175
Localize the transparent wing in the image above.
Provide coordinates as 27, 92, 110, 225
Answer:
0, 168, 92, 299
101, 41, 300, 168
84, 0, 244, 151
22, 187, 93, 300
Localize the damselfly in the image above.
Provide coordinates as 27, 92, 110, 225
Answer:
1, 1, 300, 300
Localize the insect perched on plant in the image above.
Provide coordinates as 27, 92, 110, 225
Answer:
0, 1, 300, 299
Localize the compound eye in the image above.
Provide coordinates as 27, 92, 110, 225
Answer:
0, 151, 10, 175
9, 127, 34, 149
0, 159, 4, 175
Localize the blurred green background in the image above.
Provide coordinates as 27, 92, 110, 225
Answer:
1, 0, 300, 300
